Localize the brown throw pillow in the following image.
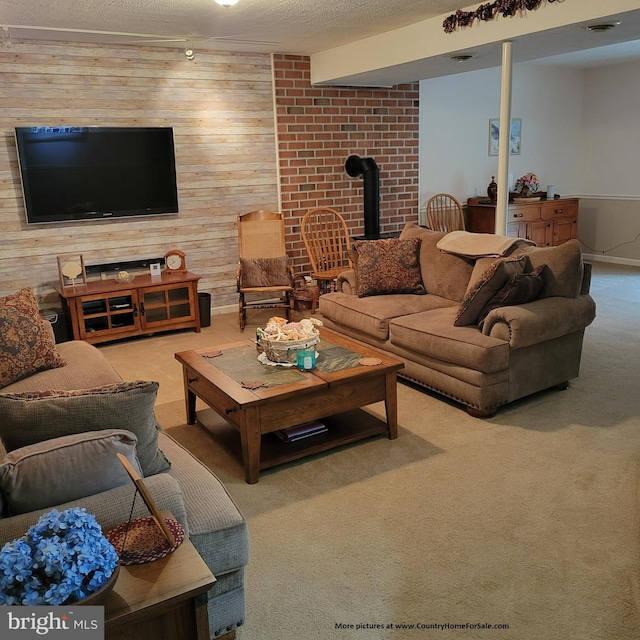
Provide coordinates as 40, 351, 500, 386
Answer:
240, 256, 291, 288
355, 238, 426, 298
477, 264, 547, 329
0, 287, 65, 389
454, 255, 526, 326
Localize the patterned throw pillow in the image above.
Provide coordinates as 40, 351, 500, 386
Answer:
477, 264, 547, 329
454, 255, 526, 326
0, 380, 170, 477
239, 256, 291, 288
0, 287, 65, 389
355, 238, 426, 298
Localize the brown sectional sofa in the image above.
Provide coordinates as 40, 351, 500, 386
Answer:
319, 223, 596, 417
0, 333, 248, 639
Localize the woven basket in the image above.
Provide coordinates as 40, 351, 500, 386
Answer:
260, 335, 319, 364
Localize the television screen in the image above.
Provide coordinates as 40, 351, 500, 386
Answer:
15, 126, 179, 224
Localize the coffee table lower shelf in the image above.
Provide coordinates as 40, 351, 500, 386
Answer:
196, 407, 389, 472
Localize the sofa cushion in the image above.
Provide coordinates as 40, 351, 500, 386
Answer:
0, 287, 66, 389
399, 223, 473, 302
319, 291, 456, 341
239, 256, 291, 288
477, 264, 547, 329
0, 380, 170, 477
390, 307, 510, 373
454, 255, 527, 326
0, 340, 122, 394
0, 430, 142, 516
353, 238, 425, 297
514, 239, 583, 298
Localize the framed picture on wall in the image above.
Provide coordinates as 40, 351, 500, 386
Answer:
488, 118, 521, 156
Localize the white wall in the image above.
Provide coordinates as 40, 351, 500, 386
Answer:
419, 64, 584, 208
581, 60, 640, 197
419, 61, 640, 264
575, 61, 640, 264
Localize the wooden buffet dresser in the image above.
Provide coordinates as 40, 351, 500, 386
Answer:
466, 197, 579, 247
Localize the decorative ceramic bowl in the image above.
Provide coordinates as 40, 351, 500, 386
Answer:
115, 270, 135, 284
513, 196, 542, 203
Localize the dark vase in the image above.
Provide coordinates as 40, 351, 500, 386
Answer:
487, 176, 498, 201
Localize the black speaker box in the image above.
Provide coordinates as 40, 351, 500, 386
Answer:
41, 309, 71, 343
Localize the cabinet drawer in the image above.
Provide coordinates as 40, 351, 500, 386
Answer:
541, 201, 578, 220
507, 205, 541, 222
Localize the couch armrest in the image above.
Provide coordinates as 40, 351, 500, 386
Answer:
0, 472, 186, 544
481, 294, 596, 348
336, 269, 358, 295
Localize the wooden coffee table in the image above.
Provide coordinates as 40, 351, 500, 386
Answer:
175, 328, 404, 484
104, 534, 215, 640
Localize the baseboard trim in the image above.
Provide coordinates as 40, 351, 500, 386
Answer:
211, 304, 237, 316
582, 253, 640, 267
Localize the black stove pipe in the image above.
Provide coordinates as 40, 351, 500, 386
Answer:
345, 155, 380, 239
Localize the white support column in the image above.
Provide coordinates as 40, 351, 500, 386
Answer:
495, 41, 513, 236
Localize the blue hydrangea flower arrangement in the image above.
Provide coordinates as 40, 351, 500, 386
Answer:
0, 507, 118, 605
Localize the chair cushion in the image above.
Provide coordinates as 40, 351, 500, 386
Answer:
0, 287, 65, 389
454, 255, 527, 326
240, 256, 291, 288
0, 381, 170, 477
0, 429, 142, 516
354, 238, 425, 297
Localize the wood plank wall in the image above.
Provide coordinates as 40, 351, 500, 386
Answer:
0, 40, 278, 311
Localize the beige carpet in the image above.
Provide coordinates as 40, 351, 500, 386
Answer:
99, 262, 640, 640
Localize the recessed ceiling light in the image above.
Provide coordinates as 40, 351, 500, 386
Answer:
185, 47, 195, 60
583, 22, 621, 32
215, 0, 239, 6
447, 53, 477, 62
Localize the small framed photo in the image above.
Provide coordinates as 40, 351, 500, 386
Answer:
150, 262, 162, 277
489, 118, 521, 156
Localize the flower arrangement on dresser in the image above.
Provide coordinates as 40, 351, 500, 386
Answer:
514, 173, 540, 197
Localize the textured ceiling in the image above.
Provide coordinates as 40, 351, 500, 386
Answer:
2, 0, 640, 84
0, 0, 465, 54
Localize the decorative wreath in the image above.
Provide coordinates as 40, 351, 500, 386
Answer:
443, 0, 559, 34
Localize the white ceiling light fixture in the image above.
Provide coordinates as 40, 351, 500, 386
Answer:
215, 0, 239, 7
185, 46, 195, 60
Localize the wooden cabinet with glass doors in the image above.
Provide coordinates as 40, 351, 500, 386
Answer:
55, 272, 201, 345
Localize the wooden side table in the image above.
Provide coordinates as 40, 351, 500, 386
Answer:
104, 536, 215, 640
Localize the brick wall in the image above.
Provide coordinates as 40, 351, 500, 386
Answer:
273, 54, 420, 274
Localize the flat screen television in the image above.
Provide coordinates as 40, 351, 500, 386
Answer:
15, 126, 179, 224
